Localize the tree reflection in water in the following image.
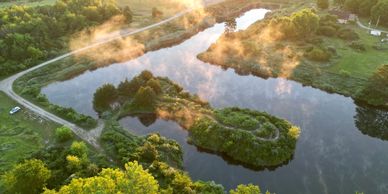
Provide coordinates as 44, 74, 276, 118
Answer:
354, 103, 388, 140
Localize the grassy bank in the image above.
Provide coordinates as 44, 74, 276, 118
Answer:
0, 92, 59, 174
198, 6, 388, 108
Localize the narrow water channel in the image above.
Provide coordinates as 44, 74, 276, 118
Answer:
42, 9, 388, 194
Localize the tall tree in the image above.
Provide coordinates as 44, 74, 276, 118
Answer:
93, 83, 118, 112
132, 86, 157, 109
291, 9, 320, 37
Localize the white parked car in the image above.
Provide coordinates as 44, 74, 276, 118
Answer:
9, 106, 21, 115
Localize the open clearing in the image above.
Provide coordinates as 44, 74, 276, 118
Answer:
326, 25, 388, 79
0, 91, 59, 173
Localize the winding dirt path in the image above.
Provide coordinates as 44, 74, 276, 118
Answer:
202, 114, 280, 142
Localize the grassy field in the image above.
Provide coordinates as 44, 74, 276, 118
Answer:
198, 4, 388, 107
117, 0, 187, 28
326, 25, 388, 78
0, 91, 59, 174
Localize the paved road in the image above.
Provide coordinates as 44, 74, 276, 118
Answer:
356, 17, 388, 34
0, 1, 224, 149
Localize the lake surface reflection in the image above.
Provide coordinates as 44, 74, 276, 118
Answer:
42, 9, 388, 194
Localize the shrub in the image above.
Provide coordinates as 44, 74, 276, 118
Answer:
55, 126, 74, 142
339, 69, 351, 77
337, 28, 359, 40
317, 25, 337, 36
230, 184, 261, 194
305, 47, 331, 62
349, 41, 366, 51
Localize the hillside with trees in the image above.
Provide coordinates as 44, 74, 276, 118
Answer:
0, 0, 132, 78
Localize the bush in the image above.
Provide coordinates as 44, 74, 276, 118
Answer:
305, 47, 331, 62
349, 41, 366, 51
55, 126, 74, 142
317, 25, 337, 36
339, 69, 351, 77
337, 28, 359, 40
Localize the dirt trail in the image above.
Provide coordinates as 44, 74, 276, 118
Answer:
202, 114, 280, 142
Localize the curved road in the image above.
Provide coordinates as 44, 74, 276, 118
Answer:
356, 17, 388, 34
0, 1, 223, 149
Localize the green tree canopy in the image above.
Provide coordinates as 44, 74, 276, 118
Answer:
359, 65, 388, 106
146, 78, 162, 94
44, 161, 159, 194
117, 78, 142, 97
69, 141, 89, 158
140, 70, 154, 81
55, 126, 74, 142
93, 83, 118, 112
2, 159, 51, 194
229, 184, 267, 194
291, 9, 320, 37
132, 86, 157, 109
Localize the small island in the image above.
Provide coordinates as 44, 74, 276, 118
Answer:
94, 71, 300, 167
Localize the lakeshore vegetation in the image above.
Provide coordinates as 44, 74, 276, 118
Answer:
0, 1, 288, 193
93, 71, 300, 168
198, 4, 388, 108
2, 0, 387, 193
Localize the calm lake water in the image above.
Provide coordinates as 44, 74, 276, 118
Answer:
42, 9, 388, 194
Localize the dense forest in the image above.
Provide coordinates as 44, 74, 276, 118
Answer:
0, 0, 132, 78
